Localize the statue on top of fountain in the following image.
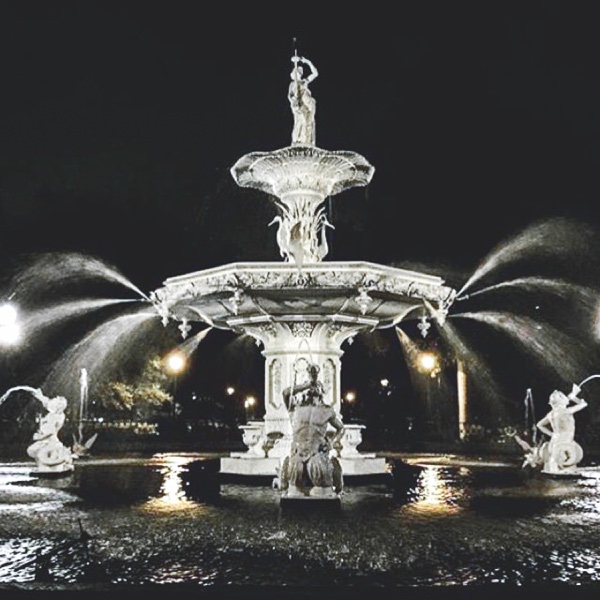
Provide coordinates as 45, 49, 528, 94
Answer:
288, 54, 318, 146
535, 384, 587, 475
280, 362, 344, 499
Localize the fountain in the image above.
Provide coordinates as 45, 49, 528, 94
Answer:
1, 48, 600, 597
148, 54, 458, 483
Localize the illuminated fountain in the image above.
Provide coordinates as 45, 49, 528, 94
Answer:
149, 54, 457, 480
3, 52, 600, 594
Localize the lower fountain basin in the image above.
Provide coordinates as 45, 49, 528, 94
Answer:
1, 453, 600, 597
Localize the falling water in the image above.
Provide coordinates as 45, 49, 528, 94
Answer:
41, 308, 162, 400
0, 386, 44, 409
457, 218, 600, 298
458, 276, 598, 304
435, 319, 509, 424
578, 374, 600, 388
19, 298, 145, 340
175, 327, 213, 357
8, 251, 151, 301
451, 311, 588, 385
78, 368, 88, 441
436, 320, 501, 392
394, 326, 421, 361
523, 388, 537, 443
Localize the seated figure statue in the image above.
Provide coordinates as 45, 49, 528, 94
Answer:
535, 384, 587, 475
280, 363, 344, 498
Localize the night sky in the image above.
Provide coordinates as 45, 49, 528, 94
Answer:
2, 2, 600, 428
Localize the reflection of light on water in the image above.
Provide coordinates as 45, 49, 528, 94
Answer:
0, 538, 53, 582
410, 466, 462, 515
0, 501, 69, 513
556, 468, 600, 519
0, 470, 76, 513
140, 455, 195, 512
546, 549, 600, 582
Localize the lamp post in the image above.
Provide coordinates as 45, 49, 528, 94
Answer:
225, 385, 242, 426
415, 350, 440, 442
342, 390, 356, 421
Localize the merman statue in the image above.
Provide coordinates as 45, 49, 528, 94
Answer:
535, 384, 587, 476
279, 362, 344, 500
0, 386, 74, 476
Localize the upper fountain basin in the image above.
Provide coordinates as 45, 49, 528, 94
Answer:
230, 145, 375, 200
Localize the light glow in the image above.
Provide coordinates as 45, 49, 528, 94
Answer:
0, 303, 20, 347
418, 352, 437, 373
164, 350, 187, 374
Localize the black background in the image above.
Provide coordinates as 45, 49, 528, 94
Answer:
2, 1, 600, 437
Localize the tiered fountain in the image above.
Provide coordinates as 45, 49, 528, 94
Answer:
149, 54, 457, 480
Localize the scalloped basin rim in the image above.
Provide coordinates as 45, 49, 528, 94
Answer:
163, 260, 449, 287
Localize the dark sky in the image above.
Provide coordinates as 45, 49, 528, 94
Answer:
2, 1, 600, 415
2, 1, 600, 291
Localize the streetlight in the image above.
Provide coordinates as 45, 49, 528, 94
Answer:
417, 351, 439, 377
164, 350, 187, 375
342, 390, 356, 421
244, 396, 256, 411
0, 302, 20, 347
416, 350, 441, 441
163, 349, 188, 419
344, 391, 356, 403
379, 378, 393, 397
244, 395, 256, 421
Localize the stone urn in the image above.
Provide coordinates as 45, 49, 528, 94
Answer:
340, 423, 367, 458
240, 421, 266, 457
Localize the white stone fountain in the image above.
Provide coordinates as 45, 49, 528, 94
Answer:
149, 54, 457, 480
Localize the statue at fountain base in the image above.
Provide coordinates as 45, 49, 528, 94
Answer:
0, 386, 75, 477
27, 391, 75, 476
510, 383, 589, 477
27, 436, 74, 477
279, 363, 345, 502
532, 385, 587, 477
538, 440, 584, 476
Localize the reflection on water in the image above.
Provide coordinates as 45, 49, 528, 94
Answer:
407, 466, 466, 515
140, 455, 197, 512
1, 454, 600, 588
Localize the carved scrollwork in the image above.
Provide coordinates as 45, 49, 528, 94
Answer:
291, 322, 315, 338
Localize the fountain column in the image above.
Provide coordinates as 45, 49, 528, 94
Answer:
245, 321, 350, 456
